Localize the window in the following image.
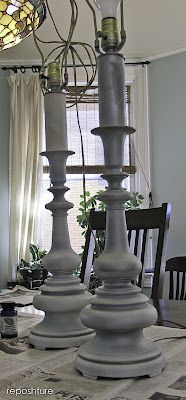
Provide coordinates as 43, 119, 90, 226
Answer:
39, 85, 135, 254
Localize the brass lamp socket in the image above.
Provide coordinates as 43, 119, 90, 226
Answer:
101, 17, 119, 51
47, 62, 61, 89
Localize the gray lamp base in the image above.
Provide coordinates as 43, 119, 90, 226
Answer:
75, 283, 165, 379
29, 278, 94, 350
29, 326, 94, 350
28, 146, 94, 350
75, 333, 165, 379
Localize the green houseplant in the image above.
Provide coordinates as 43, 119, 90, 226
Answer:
77, 190, 144, 293
17, 244, 48, 289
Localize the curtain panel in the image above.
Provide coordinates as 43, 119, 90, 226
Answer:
131, 65, 151, 208
8, 74, 44, 281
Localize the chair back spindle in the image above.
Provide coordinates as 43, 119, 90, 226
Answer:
165, 257, 186, 300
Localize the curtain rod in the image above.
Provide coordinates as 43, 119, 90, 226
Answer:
1, 61, 150, 73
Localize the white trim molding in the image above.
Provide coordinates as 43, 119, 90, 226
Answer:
147, 47, 186, 61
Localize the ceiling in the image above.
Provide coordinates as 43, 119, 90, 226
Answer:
1, 0, 186, 64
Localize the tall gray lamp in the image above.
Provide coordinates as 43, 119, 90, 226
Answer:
75, 0, 165, 379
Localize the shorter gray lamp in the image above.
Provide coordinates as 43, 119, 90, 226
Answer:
29, 63, 94, 349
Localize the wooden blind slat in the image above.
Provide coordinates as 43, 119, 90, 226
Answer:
43, 165, 136, 175
65, 85, 131, 104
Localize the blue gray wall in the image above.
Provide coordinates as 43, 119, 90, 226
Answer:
148, 52, 186, 258
0, 70, 10, 288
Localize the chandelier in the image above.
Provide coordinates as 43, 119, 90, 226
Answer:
0, 0, 46, 50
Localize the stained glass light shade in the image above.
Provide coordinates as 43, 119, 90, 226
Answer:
0, 0, 46, 50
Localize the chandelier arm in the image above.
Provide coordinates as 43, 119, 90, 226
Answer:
32, 8, 45, 69
70, 47, 87, 213
45, 0, 66, 43
57, 41, 97, 99
69, 47, 90, 87
60, 49, 69, 84
84, 0, 102, 53
85, 0, 98, 38
79, 45, 97, 87
116, 0, 126, 51
58, 0, 78, 81
69, 41, 97, 74
68, 0, 78, 43
44, 45, 65, 64
32, 0, 78, 55
76, 43, 96, 72
65, 63, 89, 107
63, 52, 69, 86
71, 0, 79, 27
32, 0, 97, 102
33, 35, 62, 45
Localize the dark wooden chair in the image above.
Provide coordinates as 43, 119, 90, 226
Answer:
80, 203, 171, 299
164, 257, 186, 300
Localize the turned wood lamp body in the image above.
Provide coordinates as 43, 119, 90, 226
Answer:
75, 52, 165, 379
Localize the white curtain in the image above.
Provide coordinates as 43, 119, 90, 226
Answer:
130, 65, 153, 271
130, 65, 151, 208
8, 74, 44, 281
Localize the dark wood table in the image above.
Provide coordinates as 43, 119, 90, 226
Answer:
151, 299, 186, 329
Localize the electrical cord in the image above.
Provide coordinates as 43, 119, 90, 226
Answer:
85, 0, 98, 38
154, 335, 186, 342
32, 0, 97, 99
153, 319, 186, 343
158, 320, 186, 330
